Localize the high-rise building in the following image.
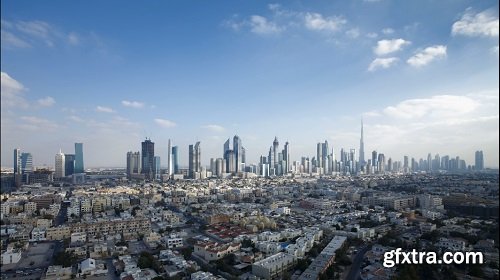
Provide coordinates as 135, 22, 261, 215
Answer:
126, 151, 141, 178
427, 153, 432, 172
233, 135, 243, 173
55, 149, 65, 178
20, 153, 33, 174
189, 142, 201, 178
371, 151, 378, 171
14, 148, 21, 175
172, 146, 179, 174
64, 154, 75, 176
74, 143, 84, 173
475, 150, 484, 170
141, 138, 155, 180
273, 137, 279, 167
167, 139, 172, 176
283, 141, 290, 174
154, 156, 161, 180
359, 119, 365, 167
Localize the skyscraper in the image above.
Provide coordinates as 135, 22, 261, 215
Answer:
273, 137, 279, 167
233, 135, 243, 173
74, 143, 84, 173
359, 119, 365, 167
283, 141, 290, 174
20, 153, 33, 174
64, 154, 75, 176
475, 150, 484, 170
189, 142, 201, 178
141, 138, 155, 180
55, 149, 65, 178
126, 151, 141, 178
167, 139, 172, 176
13, 148, 21, 175
154, 156, 161, 180
172, 146, 179, 174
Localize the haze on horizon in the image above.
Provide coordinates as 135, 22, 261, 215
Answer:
1, 0, 499, 169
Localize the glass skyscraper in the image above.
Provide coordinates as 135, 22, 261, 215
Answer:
141, 139, 155, 179
74, 143, 84, 173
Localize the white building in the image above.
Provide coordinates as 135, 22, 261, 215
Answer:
1, 248, 22, 264
252, 252, 296, 280
71, 232, 87, 244
30, 227, 47, 242
55, 150, 66, 178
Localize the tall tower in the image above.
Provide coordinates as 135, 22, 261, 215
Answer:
233, 135, 243, 173
74, 143, 84, 173
359, 119, 365, 167
172, 146, 179, 174
55, 149, 65, 178
475, 150, 484, 170
13, 148, 21, 174
189, 142, 201, 178
167, 139, 172, 176
141, 138, 155, 180
283, 141, 290, 174
273, 137, 279, 166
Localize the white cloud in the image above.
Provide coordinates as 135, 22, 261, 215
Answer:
382, 28, 394, 34
37, 96, 55, 107
452, 8, 499, 37
366, 32, 378, 39
491, 45, 499, 56
373, 38, 411, 56
1, 30, 31, 49
68, 115, 84, 123
154, 118, 177, 128
121, 100, 145, 109
362, 91, 498, 167
68, 32, 80, 45
383, 95, 478, 119
249, 15, 282, 35
202, 124, 225, 132
95, 106, 115, 113
1, 72, 29, 108
15, 20, 55, 47
407, 45, 447, 67
368, 57, 399, 71
20, 116, 58, 131
346, 28, 360, 38
304, 13, 346, 32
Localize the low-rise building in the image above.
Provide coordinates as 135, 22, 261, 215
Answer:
252, 252, 296, 280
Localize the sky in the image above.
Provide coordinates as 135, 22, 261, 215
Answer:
1, 0, 499, 169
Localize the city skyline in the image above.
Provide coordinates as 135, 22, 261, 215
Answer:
1, 0, 499, 168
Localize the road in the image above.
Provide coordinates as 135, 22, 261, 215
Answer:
345, 244, 371, 280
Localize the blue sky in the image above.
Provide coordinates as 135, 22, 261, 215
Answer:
1, 0, 499, 168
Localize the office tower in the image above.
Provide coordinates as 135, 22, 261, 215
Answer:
126, 151, 141, 178
283, 141, 290, 174
55, 149, 65, 178
433, 154, 440, 170
316, 143, 323, 170
233, 135, 243, 173
226, 150, 235, 173
403, 156, 409, 172
167, 139, 172, 176
154, 156, 161, 180
215, 158, 224, 177
371, 150, 378, 172
359, 119, 365, 167
172, 146, 179, 174
64, 154, 75, 176
189, 142, 201, 179
377, 153, 385, 173
74, 143, 84, 173
427, 153, 432, 172
441, 155, 449, 170
241, 147, 246, 171
20, 152, 33, 183
387, 158, 392, 172
223, 138, 235, 174
141, 138, 155, 180
272, 137, 279, 165
14, 148, 21, 174
268, 146, 273, 174
475, 151, 484, 170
